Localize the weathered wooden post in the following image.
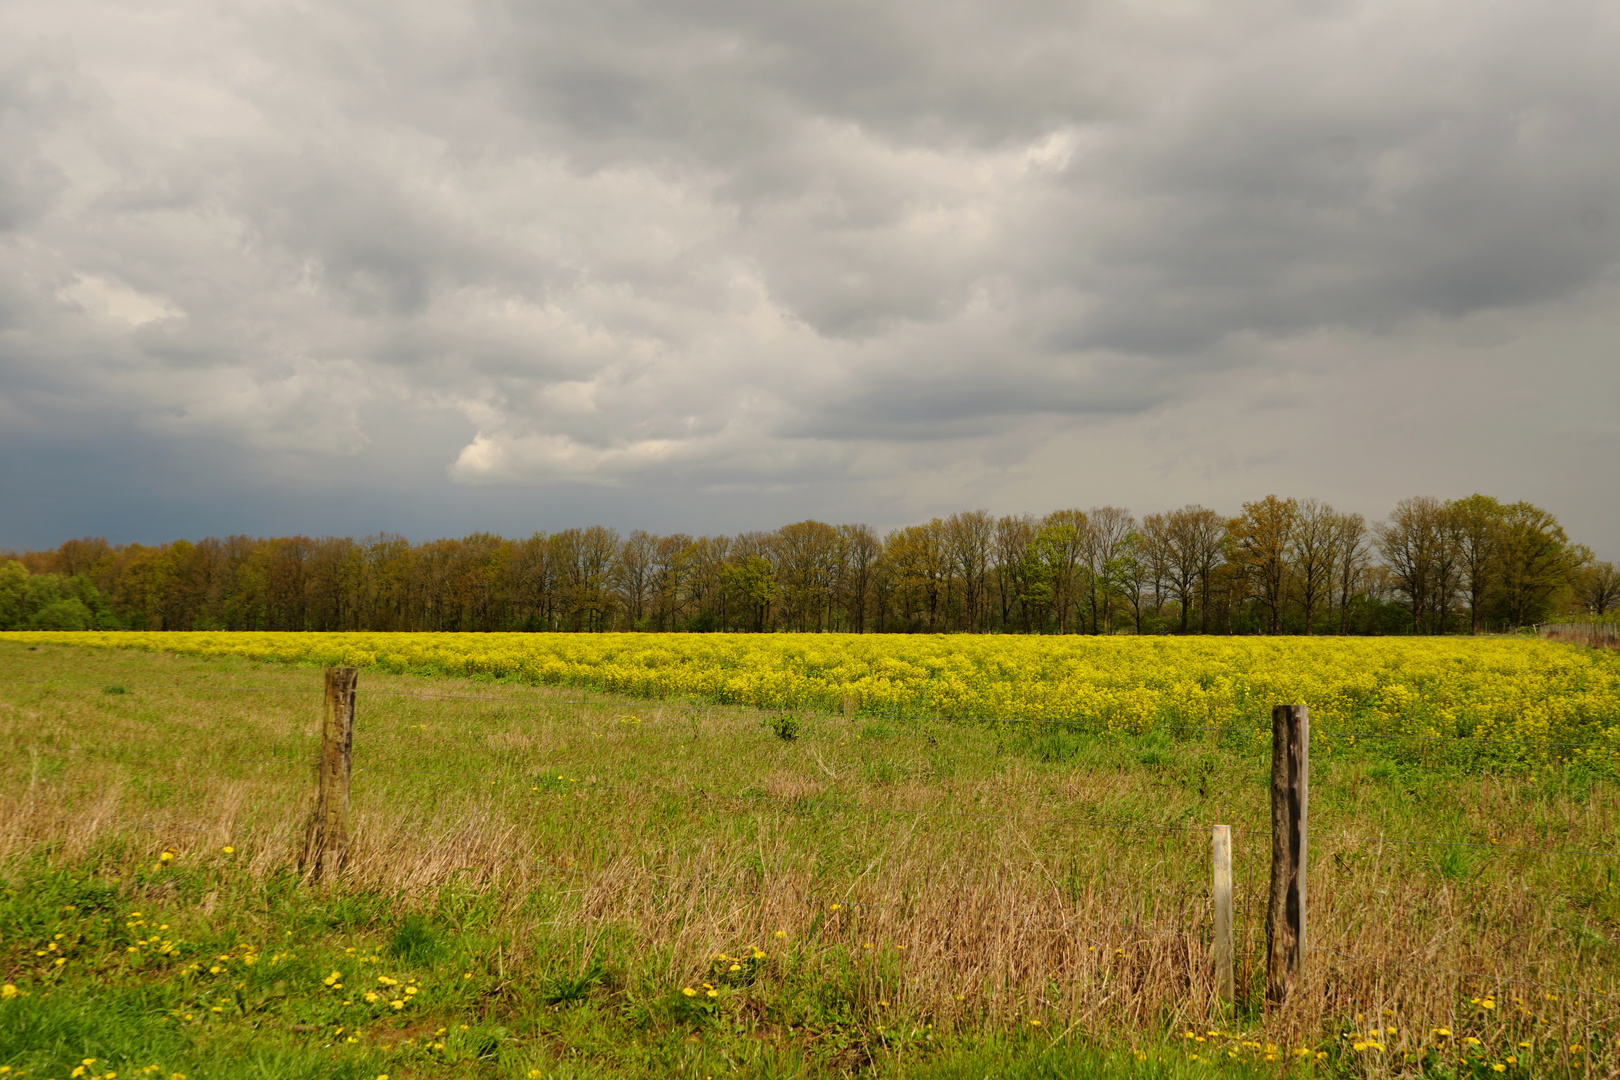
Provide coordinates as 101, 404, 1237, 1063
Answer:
302, 666, 357, 880
1213, 823, 1233, 1004
1266, 703, 1308, 1002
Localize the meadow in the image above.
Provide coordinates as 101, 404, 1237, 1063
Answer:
2, 633, 1619, 1079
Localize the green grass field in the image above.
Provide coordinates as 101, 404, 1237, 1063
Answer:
2, 638, 1617, 1078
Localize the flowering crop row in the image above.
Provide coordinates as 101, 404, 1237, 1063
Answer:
7, 631, 1619, 759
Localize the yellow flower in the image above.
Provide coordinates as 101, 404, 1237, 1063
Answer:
391, 999, 404, 1010
222, 846, 234, 854
1, 984, 19, 998
774, 930, 786, 939
681, 987, 696, 997
159, 852, 174, 862
529, 1072, 542, 1079
1493, 1066, 1506, 1074
706, 989, 717, 998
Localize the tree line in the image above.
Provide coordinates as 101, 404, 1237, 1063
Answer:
2, 493, 1614, 635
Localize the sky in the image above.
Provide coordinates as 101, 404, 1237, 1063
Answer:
2, 0, 1617, 559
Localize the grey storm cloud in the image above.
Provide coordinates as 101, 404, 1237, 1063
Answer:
0, 0, 1617, 549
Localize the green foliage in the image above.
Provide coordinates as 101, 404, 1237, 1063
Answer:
0, 564, 119, 631
770, 713, 801, 742
388, 910, 443, 964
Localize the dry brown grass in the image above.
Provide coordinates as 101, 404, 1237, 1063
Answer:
3, 639, 1618, 1069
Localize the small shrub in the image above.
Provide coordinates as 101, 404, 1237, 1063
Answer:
771, 714, 800, 742
388, 911, 442, 964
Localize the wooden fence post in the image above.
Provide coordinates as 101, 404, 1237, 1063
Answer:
1213, 823, 1233, 1004
302, 666, 357, 880
1266, 703, 1308, 1002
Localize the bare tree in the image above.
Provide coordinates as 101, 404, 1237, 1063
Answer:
944, 510, 994, 632
1331, 512, 1369, 633
1084, 507, 1134, 633
1149, 505, 1223, 633
1375, 496, 1445, 633
1039, 509, 1088, 633
1290, 500, 1339, 635
1577, 561, 1620, 615
615, 530, 658, 628
993, 514, 1036, 630
1448, 494, 1503, 635
838, 523, 880, 632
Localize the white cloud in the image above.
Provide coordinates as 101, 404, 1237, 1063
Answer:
58, 274, 180, 326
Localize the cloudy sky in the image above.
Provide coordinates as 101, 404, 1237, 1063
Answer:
2, 0, 1617, 557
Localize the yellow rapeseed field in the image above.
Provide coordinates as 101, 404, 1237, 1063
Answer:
7, 631, 1618, 758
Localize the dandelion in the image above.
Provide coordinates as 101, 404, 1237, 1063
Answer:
222, 846, 234, 854
774, 930, 786, 939
706, 989, 717, 998
529, 1072, 543, 1079
682, 987, 697, 997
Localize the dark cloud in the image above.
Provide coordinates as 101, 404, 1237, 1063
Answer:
0, 0, 1616, 553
